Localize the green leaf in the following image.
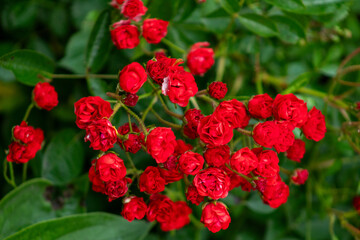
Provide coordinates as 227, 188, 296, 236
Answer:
86, 10, 112, 73
282, 72, 311, 94
0, 50, 55, 86
42, 129, 85, 185
86, 77, 111, 99
265, 0, 305, 11
220, 0, 241, 14
4, 213, 152, 240
246, 193, 276, 214
271, 15, 305, 44
238, 14, 278, 38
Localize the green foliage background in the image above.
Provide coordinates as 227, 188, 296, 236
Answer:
0, 0, 360, 239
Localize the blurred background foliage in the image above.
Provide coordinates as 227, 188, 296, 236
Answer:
0, 0, 360, 239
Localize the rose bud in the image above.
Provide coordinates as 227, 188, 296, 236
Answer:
7, 141, 40, 164
187, 42, 214, 76
254, 150, 280, 178
13, 121, 36, 144
208, 82, 227, 100
186, 185, 204, 205
121, 196, 147, 222
105, 177, 132, 202
230, 147, 258, 175
117, 123, 143, 154
84, 119, 118, 152
201, 202, 231, 233
119, 62, 147, 94
214, 99, 250, 129
248, 93, 274, 119
146, 53, 183, 86
88, 164, 106, 193
204, 145, 230, 167
95, 153, 126, 182
142, 19, 169, 44
273, 94, 308, 127
123, 93, 139, 107
110, 0, 124, 9
193, 167, 230, 200
33, 82, 59, 111
147, 194, 174, 222
74, 96, 113, 129
183, 108, 204, 139
121, 0, 147, 22
158, 166, 184, 184
291, 169, 309, 185
198, 115, 233, 147
353, 196, 360, 213
174, 139, 193, 157
111, 20, 140, 49
301, 107, 326, 142
162, 66, 198, 107
139, 166, 166, 194
146, 127, 177, 163
178, 151, 204, 175
160, 201, 192, 231
273, 121, 295, 153
261, 179, 289, 208
252, 121, 280, 148
286, 139, 306, 162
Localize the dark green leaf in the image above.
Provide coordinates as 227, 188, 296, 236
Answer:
42, 129, 85, 185
86, 10, 112, 73
220, 0, 241, 15
86, 77, 110, 99
265, 0, 305, 11
4, 213, 152, 240
271, 15, 305, 44
238, 14, 278, 37
246, 193, 276, 214
0, 50, 55, 86
282, 72, 311, 94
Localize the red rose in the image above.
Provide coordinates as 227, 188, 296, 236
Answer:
261, 179, 289, 208
146, 127, 177, 163
183, 108, 204, 139
248, 93, 274, 119
174, 139, 193, 156
273, 121, 295, 153
208, 82, 227, 100
110, 0, 125, 9
146, 53, 183, 85
142, 19, 169, 44
84, 119, 118, 151
179, 151, 204, 175
353, 196, 360, 213
13, 121, 35, 144
105, 177, 132, 202
230, 147, 258, 175
117, 123, 144, 154
201, 202, 231, 233
119, 62, 147, 94
88, 164, 106, 193
254, 150, 280, 178
74, 96, 113, 129
204, 145, 230, 167
193, 167, 230, 200
162, 67, 198, 107
7, 142, 37, 164
33, 82, 58, 111
95, 153, 126, 182
301, 107, 326, 142
139, 166, 166, 194
121, 0, 147, 22
147, 194, 173, 222
221, 166, 253, 191
158, 166, 183, 184
252, 121, 280, 148
291, 169, 309, 185
111, 21, 140, 49
273, 94, 308, 127
123, 93, 139, 107
186, 185, 204, 205
160, 201, 192, 231
214, 99, 250, 129
197, 115, 233, 147
187, 42, 214, 76
121, 196, 147, 222
286, 139, 306, 162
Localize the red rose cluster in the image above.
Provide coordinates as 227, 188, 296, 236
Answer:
110, 0, 169, 49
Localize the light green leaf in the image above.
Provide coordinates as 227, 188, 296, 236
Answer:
282, 72, 311, 94
238, 14, 278, 38
265, 0, 305, 11
271, 15, 305, 44
4, 213, 152, 240
0, 50, 55, 86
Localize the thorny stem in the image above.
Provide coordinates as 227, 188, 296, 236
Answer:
161, 38, 186, 54
150, 109, 182, 130
109, 101, 122, 121
195, 89, 208, 96
127, 113, 133, 132
235, 128, 252, 136
141, 96, 158, 122
3, 159, 16, 188
8, 162, 16, 187
190, 214, 204, 229
23, 103, 34, 122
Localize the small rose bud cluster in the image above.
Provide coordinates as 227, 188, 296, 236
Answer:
110, 0, 169, 49
147, 53, 198, 107
33, 82, 59, 111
